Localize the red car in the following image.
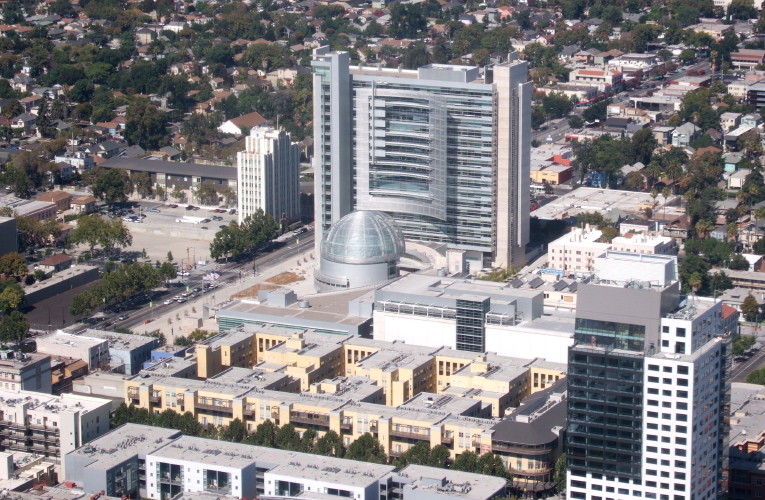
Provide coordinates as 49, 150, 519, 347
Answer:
169, 204, 178, 208
213, 209, 220, 213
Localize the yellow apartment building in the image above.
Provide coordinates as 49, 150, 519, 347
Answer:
123, 327, 567, 492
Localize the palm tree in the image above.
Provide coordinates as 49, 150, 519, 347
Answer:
646, 160, 663, 189
666, 163, 683, 194
688, 273, 703, 297
727, 222, 739, 244
695, 220, 714, 239
662, 187, 671, 221
650, 189, 659, 209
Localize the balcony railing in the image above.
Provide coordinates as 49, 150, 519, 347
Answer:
510, 466, 554, 477
290, 413, 330, 427
195, 401, 233, 414
441, 434, 454, 445
340, 421, 352, 432
149, 395, 161, 404
390, 429, 431, 441
128, 390, 140, 401
244, 409, 255, 418
479, 441, 554, 455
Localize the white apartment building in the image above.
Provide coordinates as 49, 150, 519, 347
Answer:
567, 252, 729, 500
36, 332, 110, 371
0, 388, 111, 477
714, 0, 765, 10
569, 68, 623, 92
549, 228, 676, 274
610, 234, 676, 255
236, 126, 300, 226
548, 226, 611, 275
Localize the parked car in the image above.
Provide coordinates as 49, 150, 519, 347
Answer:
149, 208, 160, 213
185, 205, 194, 210
169, 204, 178, 208
200, 226, 208, 230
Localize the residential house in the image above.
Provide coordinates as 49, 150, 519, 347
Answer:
662, 214, 692, 240
569, 68, 623, 92
54, 152, 94, 172
159, 146, 181, 161
721, 112, 743, 130
36, 191, 73, 212
12, 113, 36, 134
71, 195, 98, 214
119, 145, 146, 158
218, 111, 268, 135
724, 153, 746, 172
558, 45, 580, 62
653, 126, 675, 146
135, 28, 157, 45
731, 49, 765, 69
37, 254, 72, 273
728, 168, 751, 189
671, 122, 700, 148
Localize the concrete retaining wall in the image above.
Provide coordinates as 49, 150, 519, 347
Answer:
25, 266, 100, 304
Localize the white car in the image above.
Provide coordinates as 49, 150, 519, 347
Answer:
173, 295, 181, 300
163, 300, 173, 305
176, 298, 187, 303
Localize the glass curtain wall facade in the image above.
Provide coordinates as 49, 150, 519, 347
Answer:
567, 346, 645, 479
312, 49, 531, 268
352, 80, 494, 258
456, 297, 489, 352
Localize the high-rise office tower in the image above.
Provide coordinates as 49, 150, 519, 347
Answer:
311, 48, 531, 269
236, 126, 300, 226
567, 252, 732, 500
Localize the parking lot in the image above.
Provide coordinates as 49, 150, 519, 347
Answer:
100, 202, 239, 256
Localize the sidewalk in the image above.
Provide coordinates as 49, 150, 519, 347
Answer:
129, 245, 318, 344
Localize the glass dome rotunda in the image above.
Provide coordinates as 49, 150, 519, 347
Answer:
321, 211, 405, 265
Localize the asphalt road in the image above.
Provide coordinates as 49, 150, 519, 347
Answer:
116, 232, 316, 331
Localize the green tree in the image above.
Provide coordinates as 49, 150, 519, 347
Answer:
250, 420, 277, 447
631, 128, 658, 165
0, 310, 28, 345
747, 367, 765, 384
314, 430, 345, 457
734, 333, 757, 356
452, 450, 479, 472
220, 418, 247, 442
0, 252, 27, 277
171, 185, 187, 203
132, 171, 152, 198
275, 423, 301, 450
90, 168, 132, 205
568, 115, 584, 129
554, 453, 567, 492
729, 0, 758, 19
728, 253, 750, 271
710, 271, 734, 293
194, 183, 219, 206
69, 79, 94, 103
476, 452, 511, 479
345, 433, 386, 463
599, 226, 619, 243
124, 100, 169, 150
741, 294, 761, 322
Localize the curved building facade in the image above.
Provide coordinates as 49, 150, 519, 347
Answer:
315, 210, 405, 292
